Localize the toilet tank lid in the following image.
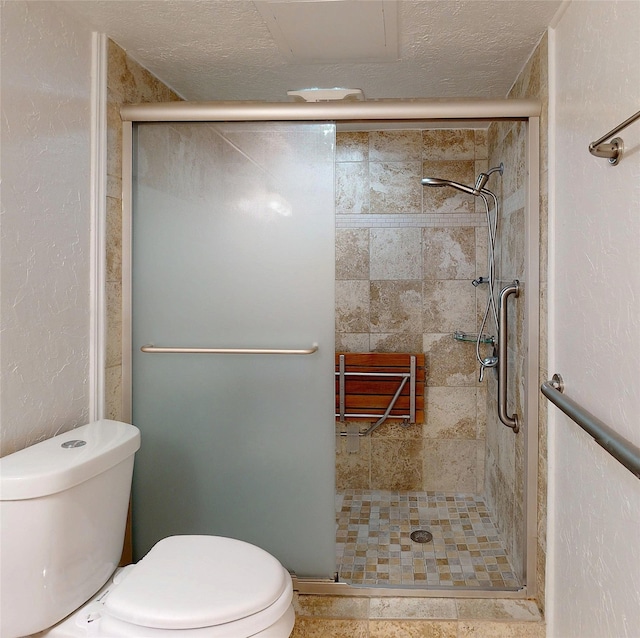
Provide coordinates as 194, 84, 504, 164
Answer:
0, 420, 140, 500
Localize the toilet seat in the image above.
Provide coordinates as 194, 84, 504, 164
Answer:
97, 535, 294, 637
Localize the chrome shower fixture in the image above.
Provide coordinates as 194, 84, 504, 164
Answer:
421, 162, 505, 382
474, 163, 504, 193
421, 163, 503, 197
420, 176, 479, 196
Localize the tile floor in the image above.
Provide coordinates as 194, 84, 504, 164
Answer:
292, 595, 545, 638
336, 489, 520, 589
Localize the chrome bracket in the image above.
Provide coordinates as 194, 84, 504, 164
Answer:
550, 373, 564, 393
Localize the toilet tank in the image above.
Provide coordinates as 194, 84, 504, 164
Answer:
0, 420, 140, 638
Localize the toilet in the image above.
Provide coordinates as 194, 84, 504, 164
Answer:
0, 420, 295, 638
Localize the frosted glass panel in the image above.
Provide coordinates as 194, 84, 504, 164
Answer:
132, 122, 336, 577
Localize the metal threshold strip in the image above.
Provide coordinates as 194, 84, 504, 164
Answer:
291, 575, 525, 599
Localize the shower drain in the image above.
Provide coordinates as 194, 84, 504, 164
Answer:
410, 529, 433, 543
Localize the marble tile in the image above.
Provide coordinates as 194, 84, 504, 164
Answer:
370, 161, 422, 215
107, 39, 134, 101
370, 438, 423, 490
336, 280, 370, 333
370, 130, 423, 162
423, 227, 476, 280
106, 91, 123, 179
475, 226, 489, 280
106, 196, 122, 284
422, 439, 478, 492
499, 208, 525, 281
290, 618, 368, 637
370, 281, 422, 334
294, 594, 369, 618
105, 365, 123, 421
336, 430, 371, 490
369, 332, 423, 353
458, 621, 545, 638
476, 443, 486, 493
423, 387, 477, 439
423, 280, 476, 333
423, 334, 477, 387
370, 228, 422, 280
107, 174, 122, 200
475, 129, 488, 160
370, 421, 423, 440
336, 131, 369, 162
539, 168, 549, 284
106, 282, 122, 368
369, 620, 458, 638
369, 597, 457, 619
108, 39, 181, 104
456, 599, 541, 621
336, 228, 370, 280
476, 384, 487, 439
336, 161, 370, 213
422, 129, 475, 161
422, 160, 476, 214
336, 333, 370, 352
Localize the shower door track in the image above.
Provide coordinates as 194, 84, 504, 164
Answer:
291, 575, 525, 599
120, 99, 541, 600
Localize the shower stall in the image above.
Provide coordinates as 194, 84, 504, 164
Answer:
121, 99, 540, 598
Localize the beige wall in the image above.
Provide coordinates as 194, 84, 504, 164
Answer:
0, 1, 93, 456
334, 128, 492, 495
486, 34, 548, 607
104, 40, 181, 421
549, 1, 640, 633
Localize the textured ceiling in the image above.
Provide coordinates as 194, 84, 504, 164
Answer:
60, 0, 563, 102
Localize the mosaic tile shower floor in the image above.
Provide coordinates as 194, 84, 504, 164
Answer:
336, 489, 521, 589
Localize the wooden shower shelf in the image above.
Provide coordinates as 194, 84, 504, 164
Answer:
335, 352, 425, 423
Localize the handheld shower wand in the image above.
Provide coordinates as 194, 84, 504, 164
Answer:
474, 163, 504, 193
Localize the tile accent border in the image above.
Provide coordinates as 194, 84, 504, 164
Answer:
336, 213, 487, 228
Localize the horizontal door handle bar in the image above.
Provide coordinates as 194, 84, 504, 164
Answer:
334, 372, 411, 378
141, 344, 319, 355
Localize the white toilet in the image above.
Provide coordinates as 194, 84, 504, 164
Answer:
0, 420, 295, 638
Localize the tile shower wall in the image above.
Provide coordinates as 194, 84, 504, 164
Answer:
105, 40, 181, 421
486, 34, 549, 604
335, 129, 492, 495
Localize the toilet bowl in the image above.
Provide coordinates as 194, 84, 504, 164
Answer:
45, 535, 295, 638
0, 421, 295, 638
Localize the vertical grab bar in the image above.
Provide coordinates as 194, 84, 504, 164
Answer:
498, 280, 520, 432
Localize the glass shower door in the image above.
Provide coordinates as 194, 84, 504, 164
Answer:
131, 122, 336, 577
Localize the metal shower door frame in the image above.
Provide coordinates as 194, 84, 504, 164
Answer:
120, 99, 540, 599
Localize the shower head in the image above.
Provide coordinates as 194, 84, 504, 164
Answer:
421, 176, 478, 196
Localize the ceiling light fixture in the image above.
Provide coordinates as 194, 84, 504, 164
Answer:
287, 88, 365, 102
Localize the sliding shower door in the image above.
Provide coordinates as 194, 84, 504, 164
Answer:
131, 122, 336, 577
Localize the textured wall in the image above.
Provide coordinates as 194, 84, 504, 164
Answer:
549, 1, 640, 635
0, 1, 93, 455
334, 129, 491, 494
